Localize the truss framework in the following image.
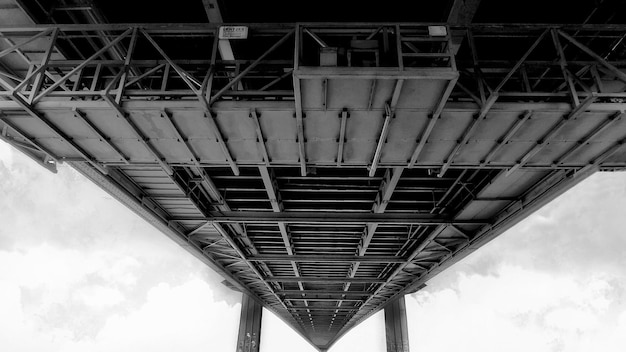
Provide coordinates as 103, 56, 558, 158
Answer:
1, 22, 626, 350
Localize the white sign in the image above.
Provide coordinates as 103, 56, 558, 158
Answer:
219, 26, 249, 39
428, 25, 448, 37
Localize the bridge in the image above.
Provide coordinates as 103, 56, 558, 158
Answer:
1, 1, 626, 351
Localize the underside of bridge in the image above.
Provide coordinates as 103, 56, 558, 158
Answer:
2, 0, 626, 351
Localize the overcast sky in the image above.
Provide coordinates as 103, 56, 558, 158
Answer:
1, 141, 626, 352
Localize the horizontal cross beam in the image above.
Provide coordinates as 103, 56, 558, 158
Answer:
277, 290, 371, 296
289, 307, 360, 311
200, 211, 488, 225
268, 276, 387, 283
248, 255, 407, 263
285, 298, 362, 302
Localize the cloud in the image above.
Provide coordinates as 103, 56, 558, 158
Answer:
0, 143, 244, 349
73, 286, 125, 309
0, 143, 240, 305
463, 172, 626, 278
544, 307, 599, 331
0, 141, 13, 167
0, 281, 75, 352
405, 171, 626, 351
0, 244, 155, 339
619, 310, 626, 328
0, 279, 241, 352
408, 261, 626, 352
93, 279, 240, 352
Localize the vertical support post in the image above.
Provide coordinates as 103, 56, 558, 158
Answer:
395, 25, 403, 70
385, 296, 410, 352
293, 25, 307, 176
551, 29, 579, 106
236, 294, 263, 352
116, 27, 138, 103
29, 28, 59, 103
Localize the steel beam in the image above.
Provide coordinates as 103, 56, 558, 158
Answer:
447, 0, 483, 57
124, 63, 165, 88
0, 114, 59, 165
466, 30, 488, 102
0, 28, 53, 59
0, 123, 57, 173
289, 307, 359, 311
370, 106, 393, 177
437, 93, 496, 176
551, 29, 580, 106
358, 167, 404, 255
160, 109, 202, 167
436, 30, 549, 176
258, 165, 310, 310
201, 0, 238, 69
286, 298, 362, 302
33, 28, 132, 103
210, 30, 295, 104
408, 78, 457, 168
140, 29, 240, 176
248, 255, 407, 263
251, 110, 270, 166
506, 95, 596, 175
582, 134, 626, 173
480, 110, 532, 167
204, 211, 487, 225
293, 24, 307, 176
102, 96, 172, 175
164, 166, 292, 331
337, 109, 348, 166
268, 276, 387, 284
115, 28, 139, 103
277, 290, 371, 296
370, 80, 403, 177
447, 0, 482, 24
558, 30, 626, 84
141, 30, 201, 93
294, 67, 458, 80
28, 28, 59, 103
201, 109, 240, 176
8, 92, 107, 174
201, 0, 223, 22
555, 111, 624, 165
72, 108, 129, 164
293, 75, 307, 176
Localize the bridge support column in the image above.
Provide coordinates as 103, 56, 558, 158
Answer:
384, 295, 410, 352
236, 293, 263, 352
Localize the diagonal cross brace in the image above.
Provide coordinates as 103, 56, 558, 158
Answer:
33, 28, 133, 103
430, 29, 550, 175
210, 30, 296, 105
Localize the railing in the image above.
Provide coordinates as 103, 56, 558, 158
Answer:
0, 23, 625, 105
296, 23, 454, 69
0, 23, 455, 104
